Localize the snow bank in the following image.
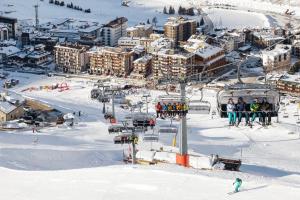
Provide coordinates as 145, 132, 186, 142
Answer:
136, 150, 156, 162
2, 121, 28, 129
189, 155, 213, 170
154, 151, 176, 164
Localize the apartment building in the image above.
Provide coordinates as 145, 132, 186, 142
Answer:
152, 49, 195, 79
262, 44, 292, 72
164, 17, 196, 45
132, 55, 152, 78
183, 36, 226, 76
88, 46, 134, 76
102, 17, 128, 47
223, 31, 246, 50
193, 43, 226, 76
54, 43, 90, 74
251, 31, 284, 48
277, 74, 300, 96
0, 16, 18, 39
126, 24, 153, 37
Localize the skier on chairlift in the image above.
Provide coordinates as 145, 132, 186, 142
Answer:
260, 98, 272, 126
236, 97, 249, 126
250, 98, 261, 126
155, 102, 162, 118
227, 98, 236, 126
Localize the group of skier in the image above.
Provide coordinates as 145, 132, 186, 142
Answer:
155, 102, 188, 118
227, 97, 273, 127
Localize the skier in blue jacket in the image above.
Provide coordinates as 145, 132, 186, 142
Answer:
233, 178, 242, 193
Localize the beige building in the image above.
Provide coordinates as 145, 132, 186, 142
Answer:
132, 55, 152, 78
183, 36, 227, 76
126, 24, 153, 38
152, 49, 195, 79
0, 101, 24, 122
164, 17, 196, 45
54, 43, 90, 74
262, 44, 292, 72
88, 47, 134, 76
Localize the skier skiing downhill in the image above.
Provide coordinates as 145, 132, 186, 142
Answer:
233, 178, 242, 193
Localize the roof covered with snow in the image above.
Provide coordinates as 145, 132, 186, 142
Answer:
0, 101, 17, 114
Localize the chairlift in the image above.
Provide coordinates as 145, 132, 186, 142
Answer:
132, 113, 154, 127
188, 100, 211, 114
114, 134, 138, 144
217, 84, 280, 118
98, 94, 110, 103
91, 89, 101, 99
156, 95, 189, 118
283, 112, 289, 118
113, 92, 126, 104
132, 126, 148, 133
293, 112, 299, 117
158, 125, 178, 134
108, 124, 125, 134
157, 95, 187, 104
104, 112, 114, 120
143, 134, 159, 142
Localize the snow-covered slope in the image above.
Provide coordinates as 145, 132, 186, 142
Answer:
0, 0, 283, 28
0, 166, 299, 200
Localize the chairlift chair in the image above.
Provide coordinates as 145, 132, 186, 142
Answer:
132, 113, 154, 127
143, 134, 159, 142
108, 124, 125, 134
283, 112, 289, 118
188, 100, 211, 114
217, 84, 280, 118
158, 125, 178, 134
98, 94, 110, 103
114, 134, 137, 144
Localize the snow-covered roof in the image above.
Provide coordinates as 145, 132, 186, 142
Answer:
194, 43, 224, 59
262, 44, 291, 57
0, 101, 17, 114
280, 73, 300, 84
133, 55, 152, 64
0, 46, 21, 56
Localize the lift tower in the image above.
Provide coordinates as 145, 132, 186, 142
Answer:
34, 4, 39, 31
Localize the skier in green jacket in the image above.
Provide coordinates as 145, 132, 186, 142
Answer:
250, 98, 260, 123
